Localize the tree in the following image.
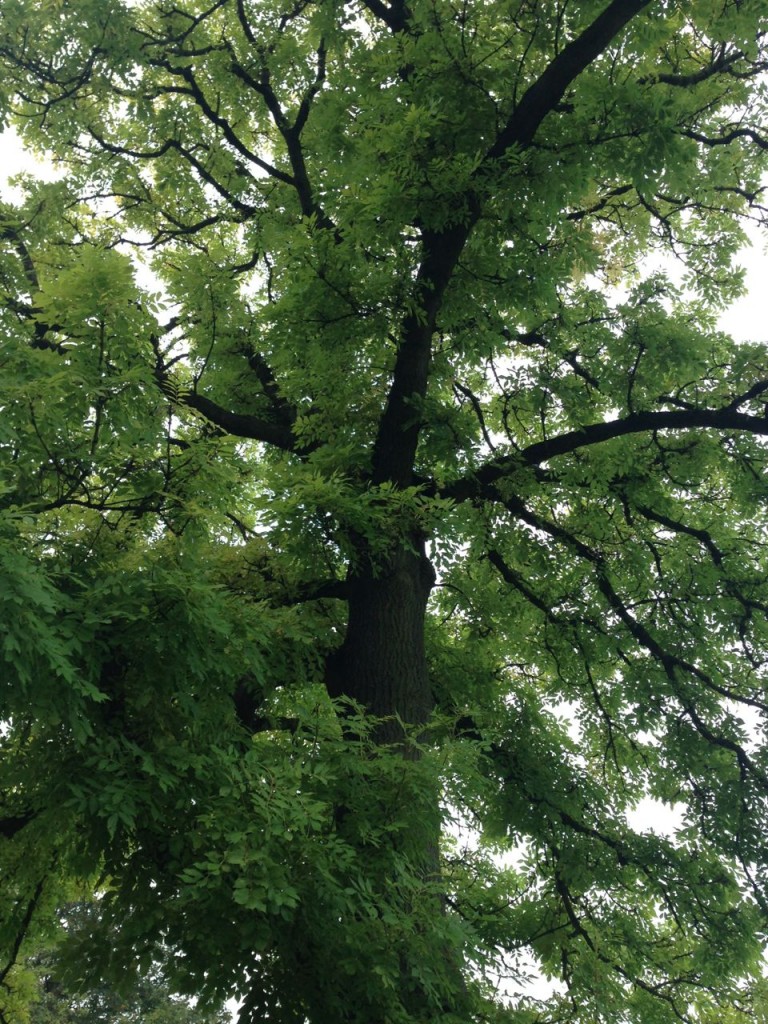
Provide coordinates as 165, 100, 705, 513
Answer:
1, 0, 768, 1020
21, 904, 231, 1024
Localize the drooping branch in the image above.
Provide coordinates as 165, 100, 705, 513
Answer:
0, 220, 70, 352
0, 217, 39, 291
489, 491, 768, 782
510, 327, 602, 390
634, 504, 725, 568
86, 129, 263, 217
2, 229, 303, 453
486, 548, 579, 624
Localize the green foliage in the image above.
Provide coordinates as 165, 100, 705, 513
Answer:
1, 1, 768, 1023
21, 903, 230, 1024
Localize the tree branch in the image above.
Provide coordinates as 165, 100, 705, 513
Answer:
444, 406, 768, 501
682, 126, 768, 150
486, 0, 653, 159
0, 876, 46, 991
87, 129, 261, 216
370, 223, 474, 486
147, 64, 297, 184
371, 2, 652, 490
638, 44, 746, 87
179, 390, 298, 448
359, 0, 410, 33
226, 53, 335, 229
0, 812, 34, 840
150, 335, 299, 450
491, 493, 768, 784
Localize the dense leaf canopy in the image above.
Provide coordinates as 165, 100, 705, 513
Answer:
2, 1, 768, 1022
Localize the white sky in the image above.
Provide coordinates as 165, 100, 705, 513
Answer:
717, 220, 768, 342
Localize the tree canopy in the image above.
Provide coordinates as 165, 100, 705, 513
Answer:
16, 903, 231, 1024
2, 1, 768, 1021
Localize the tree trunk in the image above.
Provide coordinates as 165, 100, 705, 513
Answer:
328, 538, 436, 748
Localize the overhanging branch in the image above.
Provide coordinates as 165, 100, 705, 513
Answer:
151, 334, 299, 450
444, 406, 768, 501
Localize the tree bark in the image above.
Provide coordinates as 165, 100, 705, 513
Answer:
324, 539, 472, 1021
328, 538, 436, 748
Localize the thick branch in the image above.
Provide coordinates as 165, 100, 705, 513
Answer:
487, 0, 653, 159
371, 223, 474, 486
180, 390, 298, 448
521, 407, 768, 464
370, 1, 652, 489
0, 812, 34, 840
366, 2, 653, 491
445, 406, 768, 500
359, 0, 410, 33
151, 336, 298, 449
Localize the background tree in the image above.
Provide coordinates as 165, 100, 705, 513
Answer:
19, 903, 230, 1024
2, 0, 768, 1021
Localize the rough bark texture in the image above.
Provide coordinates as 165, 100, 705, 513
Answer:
328, 540, 436, 747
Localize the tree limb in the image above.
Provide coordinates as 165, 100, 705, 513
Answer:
370, 0, 653, 489
486, 0, 653, 159
359, 0, 410, 33
0, 812, 34, 840
682, 126, 768, 150
150, 335, 299, 450
444, 406, 768, 501
180, 390, 298, 448
638, 44, 746, 87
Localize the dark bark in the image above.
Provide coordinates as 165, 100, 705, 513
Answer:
487, 0, 653, 158
321, 541, 469, 1023
443, 405, 768, 502
370, 223, 474, 489
0, 812, 34, 839
327, 540, 436, 747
